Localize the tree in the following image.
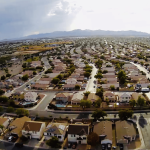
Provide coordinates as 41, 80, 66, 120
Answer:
45, 69, 52, 74
22, 63, 27, 68
6, 73, 11, 77
95, 73, 103, 79
33, 71, 37, 75
8, 100, 15, 106
84, 72, 91, 77
56, 74, 63, 80
102, 70, 108, 74
75, 84, 81, 90
96, 88, 104, 98
6, 107, 14, 113
22, 74, 29, 81
117, 70, 126, 84
1, 75, 6, 80
85, 68, 92, 73
46, 136, 60, 148
0, 89, 5, 96
110, 85, 115, 90
0, 106, 3, 112
84, 91, 91, 96
0, 96, 9, 103
16, 108, 29, 116
106, 98, 109, 105
118, 109, 133, 120
0, 124, 5, 134
51, 78, 60, 84
80, 100, 92, 110
87, 132, 99, 146
137, 96, 145, 107
95, 98, 102, 108
92, 110, 107, 120
129, 99, 136, 108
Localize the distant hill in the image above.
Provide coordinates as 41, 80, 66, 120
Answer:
25, 29, 150, 39
1, 29, 150, 42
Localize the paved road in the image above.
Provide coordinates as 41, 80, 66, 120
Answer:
131, 62, 150, 79
85, 64, 98, 93
30, 91, 56, 111
136, 113, 150, 149
70, 48, 75, 55
41, 57, 51, 70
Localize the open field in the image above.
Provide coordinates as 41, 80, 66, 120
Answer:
18, 41, 72, 52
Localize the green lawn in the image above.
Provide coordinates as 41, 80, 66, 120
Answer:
26, 56, 39, 63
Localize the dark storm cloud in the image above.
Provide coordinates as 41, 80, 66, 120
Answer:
0, 0, 78, 40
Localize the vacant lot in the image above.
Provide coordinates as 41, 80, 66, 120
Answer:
0, 64, 23, 77
18, 41, 72, 52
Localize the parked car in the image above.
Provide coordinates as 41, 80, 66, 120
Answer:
8, 136, 14, 142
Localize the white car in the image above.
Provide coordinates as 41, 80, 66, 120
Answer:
8, 136, 13, 142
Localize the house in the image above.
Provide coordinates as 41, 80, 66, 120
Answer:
68, 124, 89, 144
93, 121, 112, 145
24, 92, 38, 102
55, 93, 73, 103
37, 80, 50, 85
44, 123, 67, 141
0, 117, 12, 133
104, 91, 116, 102
22, 121, 46, 139
12, 92, 24, 100
9, 116, 31, 137
0, 82, 6, 89
31, 61, 42, 68
118, 93, 131, 102
71, 92, 84, 105
63, 84, 75, 90
66, 78, 77, 85
116, 121, 136, 144
87, 93, 99, 103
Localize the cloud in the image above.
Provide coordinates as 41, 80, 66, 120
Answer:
1, 0, 150, 40
0, 0, 79, 40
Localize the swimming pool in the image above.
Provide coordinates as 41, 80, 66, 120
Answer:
55, 104, 66, 107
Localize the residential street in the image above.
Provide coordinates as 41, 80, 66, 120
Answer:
41, 57, 51, 70
85, 64, 98, 93
131, 62, 150, 79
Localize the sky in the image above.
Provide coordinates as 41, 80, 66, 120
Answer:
0, 0, 150, 40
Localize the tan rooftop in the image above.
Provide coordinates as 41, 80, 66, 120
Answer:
22, 121, 45, 132
9, 116, 31, 137
93, 121, 112, 141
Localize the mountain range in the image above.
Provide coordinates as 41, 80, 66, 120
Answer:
1, 29, 150, 42
25, 29, 150, 39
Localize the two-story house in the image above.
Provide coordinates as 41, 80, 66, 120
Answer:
116, 121, 137, 144
22, 121, 46, 140
104, 91, 116, 102
24, 92, 38, 102
55, 93, 73, 103
118, 93, 131, 102
68, 124, 90, 144
44, 123, 67, 142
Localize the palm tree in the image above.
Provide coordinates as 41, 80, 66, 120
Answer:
0, 124, 5, 134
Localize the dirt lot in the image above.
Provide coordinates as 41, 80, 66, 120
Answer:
0, 64, 23, 77
18, 41, 72, 52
